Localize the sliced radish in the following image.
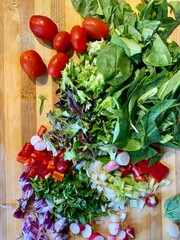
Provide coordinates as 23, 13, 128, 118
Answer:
110, 214, 120, 223
145, 194, 158, 207
34, 140, 47, 151
105, 161, 119, 172
120, 212, 127, 222
30, 135, 42, 146
115, 151, 130, 166
88, 232, 105, 240
125, 225, 135, 239
168, 222, 180, 239
82, 224, 92, 238
116, 230, 128, 240
69, 222, 85, 235
107, 236, 116, 240
108, 222, 120, 235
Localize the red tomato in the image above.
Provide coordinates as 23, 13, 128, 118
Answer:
53, 31, 71, 52
20, 50, 45, 78
70, 25, 87, 53
48, 53, 69, 78
29, 15, 58, 42
82, 17, 109, 40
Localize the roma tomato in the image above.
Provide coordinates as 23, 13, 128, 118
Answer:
53, 31, 71, 52
20, 50, 45, 78
82, 17, 109, 40
48, 53, 69, 78
70, 25, 87, 53
29, 15, 58, 42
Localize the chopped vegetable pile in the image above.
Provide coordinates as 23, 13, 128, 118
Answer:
13, 0, 180, 239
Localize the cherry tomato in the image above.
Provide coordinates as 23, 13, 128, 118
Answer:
82, 17, 109, 40
29, 15, 58, 42
20, 50, 45, 78
70, 25, 87, 53
48, 53, 69, 78
53, 31, 71, 52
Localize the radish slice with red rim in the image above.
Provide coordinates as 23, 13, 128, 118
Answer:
82, 224, 92, 238
88, 232, 105, 240
34, 140, 47, 151
69, 223, 85, 234
108, 222, 120, 235
30, 135, 42, 146
116, 230, 128, 240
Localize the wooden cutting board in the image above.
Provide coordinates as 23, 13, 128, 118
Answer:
0, 0, 179, 239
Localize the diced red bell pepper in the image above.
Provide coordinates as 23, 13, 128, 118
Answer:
18, 143, 34, 158
135, 160, 150, 175
57, 148, 66, 160
28, 167, 37, 178
52, 171, 64, 182
118, 162, 132, 178
42, 156, 51, 165
148, 162, 169, 182
32, 150, 47, 161
16, 155, 30, 164
131, 164, 146, 181
37, 125, 47, 137
56, 160, 73, 174
47, 164, 55, 172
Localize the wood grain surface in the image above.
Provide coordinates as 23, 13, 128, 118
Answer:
0, 0, 179, 240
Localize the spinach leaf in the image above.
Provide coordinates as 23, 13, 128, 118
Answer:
96, 43, 133, 86
142, 99, 176, 145
169, 1, 180, 20
70, 0, 100, 19
143, 33, 172, 66
111, 32, 143, 57
163, 194, 180, 222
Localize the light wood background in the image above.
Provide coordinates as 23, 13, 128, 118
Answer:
0, 0, 179, 239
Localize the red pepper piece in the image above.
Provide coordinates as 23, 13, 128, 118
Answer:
28, 167, 37, 178
47, 164, 55, 172
57, 148, 66, 160
148, 162, 169, 182
52, 171, 64, 182
135, 159, 150, 175
37, 125, 47, 137
18, 143, 34, 158
118, 162, 132, 178
33, 150, 47, 161
16, 155, 30, 164
131, 164, 146, 181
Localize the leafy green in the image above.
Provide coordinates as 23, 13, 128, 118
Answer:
143, 33, 172, 66
163, 194, 180, 222
38, 94, 47, 115
45, 0, 180, 164
31, 169, 108, 224
169, 1, 180, 20
96, 42, 133, 85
